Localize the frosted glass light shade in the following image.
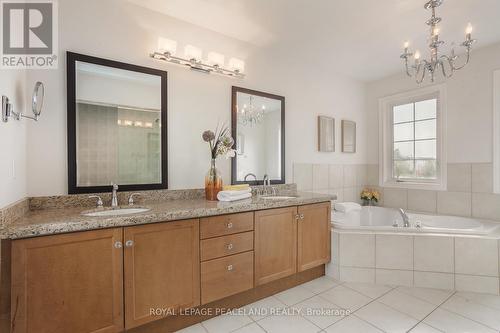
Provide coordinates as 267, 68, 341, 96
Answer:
185, 45, 202, 61
157, 38, 177, 55
228, 58, 245, 73
207, 52, 225, 67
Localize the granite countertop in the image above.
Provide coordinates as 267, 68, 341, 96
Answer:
0, 192, 334, 240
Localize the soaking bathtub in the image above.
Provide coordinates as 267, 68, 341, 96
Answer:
332, 206, 500, 235
327, 206, 500, 294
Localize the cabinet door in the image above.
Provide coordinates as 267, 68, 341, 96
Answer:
298, 203, 331, 271
255, 207, 297, 285
11, 229, 124, 333
124, 220, 200, 329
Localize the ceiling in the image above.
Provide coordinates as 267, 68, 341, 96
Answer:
128, 0, 500, 81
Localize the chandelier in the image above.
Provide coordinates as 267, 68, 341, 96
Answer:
238, 96, 265, 126
400, 0, 476, 84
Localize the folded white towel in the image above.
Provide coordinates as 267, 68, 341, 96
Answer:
334, 202, 362, 213
217, 191, 252, 202
217, 188, 252, 197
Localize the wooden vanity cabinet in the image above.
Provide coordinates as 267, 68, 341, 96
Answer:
11, 228, 124, 333
123, 219, 200, 329
254, 207, 298, 285
297, 202, 331, 272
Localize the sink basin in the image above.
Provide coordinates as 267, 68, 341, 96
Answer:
83, 207, 150, 217
260, 196, 297, 200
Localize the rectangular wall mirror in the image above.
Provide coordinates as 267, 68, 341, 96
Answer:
231, 86, 285, 185
67, 52, 168, 194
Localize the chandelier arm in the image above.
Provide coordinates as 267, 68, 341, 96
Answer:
450, 47, 471, 71
404, 57, 414, 77
439, 56, 455, 78
415, 62, 427, 84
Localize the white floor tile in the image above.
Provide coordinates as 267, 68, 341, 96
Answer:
324, 315, 383, 332
343, 282, 393, 298
355, 301, 419, 333
396, 286, 454, 305
292, 295, 345, 329
424, 308, 496, 333
239, 296, 286, 321
301, 276, 339, 294
408, 323, 442, 332
378, 289, 438, 320
202, 313, 253, 333
275, 285, 316, 306
233, 323, 266, 333
441, 295, 500, 330
257, 314, 321, 333
319, 285, 372, 312
456, 291, 500, 311
175, 323, 207, 333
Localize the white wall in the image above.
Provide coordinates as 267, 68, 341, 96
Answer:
366, 42, 500, 164
18, 0, 368, 198
0, 70, 27, 207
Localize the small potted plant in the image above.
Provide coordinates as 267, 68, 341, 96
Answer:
360, 188, 380, 206
202, 124, 236, 201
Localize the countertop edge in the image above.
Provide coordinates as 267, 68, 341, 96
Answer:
1, 195, 334, 240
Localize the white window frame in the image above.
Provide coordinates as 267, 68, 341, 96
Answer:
379, 84, 447, 190
494, 70, 500, 194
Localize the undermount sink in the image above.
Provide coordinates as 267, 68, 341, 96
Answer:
260, 196, 297, 200
82, 207, 151, 217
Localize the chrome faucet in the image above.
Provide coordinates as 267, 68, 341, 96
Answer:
262, 174, 274, 196
244, 173, 257, 182
398, 208, 410, 227
111, 183, 119, 207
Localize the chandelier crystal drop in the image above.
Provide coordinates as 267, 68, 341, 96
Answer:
238, 96, 265, 126
400, 0, 476, 84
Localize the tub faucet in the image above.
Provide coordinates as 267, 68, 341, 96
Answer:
398, 208, 410, 227
111, 183, 119, 207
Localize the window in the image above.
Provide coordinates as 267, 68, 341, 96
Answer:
379, 85, 447, 190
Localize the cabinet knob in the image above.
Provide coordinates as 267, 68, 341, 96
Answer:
114, 241, 123, 249
125, 240, 134, 248
300, 214, 305, 220
226, 243, 234, 250
227, 264, 233, 271
226, 222, 233, 229
295, 214, 300, 220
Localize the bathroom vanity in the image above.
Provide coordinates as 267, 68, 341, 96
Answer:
0, 191, 332, 333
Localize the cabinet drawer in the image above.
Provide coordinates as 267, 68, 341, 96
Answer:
201, 251, 254, 304
200, 212, 253, 239
201, 231, 254, 261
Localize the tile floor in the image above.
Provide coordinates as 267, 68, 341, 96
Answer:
176, 276, 500, 333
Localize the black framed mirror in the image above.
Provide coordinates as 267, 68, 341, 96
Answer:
67, 52, 168, 194
231, 86, 285, 185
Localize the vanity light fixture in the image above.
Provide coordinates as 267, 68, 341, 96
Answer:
400, 0, 476, 84
151, 38, 245, 78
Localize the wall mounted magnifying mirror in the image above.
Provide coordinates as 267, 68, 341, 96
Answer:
67, 52, 168, 194
2, 81, 44, 122
231, 86, 285, 185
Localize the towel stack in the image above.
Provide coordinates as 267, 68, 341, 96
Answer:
217, 184, 252, 202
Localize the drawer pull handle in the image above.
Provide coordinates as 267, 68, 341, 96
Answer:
226, 243, 234, 250
227, 265, 233, 271
114, 241, 123, 249
226, 222, 233, 229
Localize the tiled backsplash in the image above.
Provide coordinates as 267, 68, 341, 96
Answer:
293, 162, 500, 221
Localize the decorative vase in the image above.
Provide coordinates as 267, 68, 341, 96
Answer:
205, 159, 223, 201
